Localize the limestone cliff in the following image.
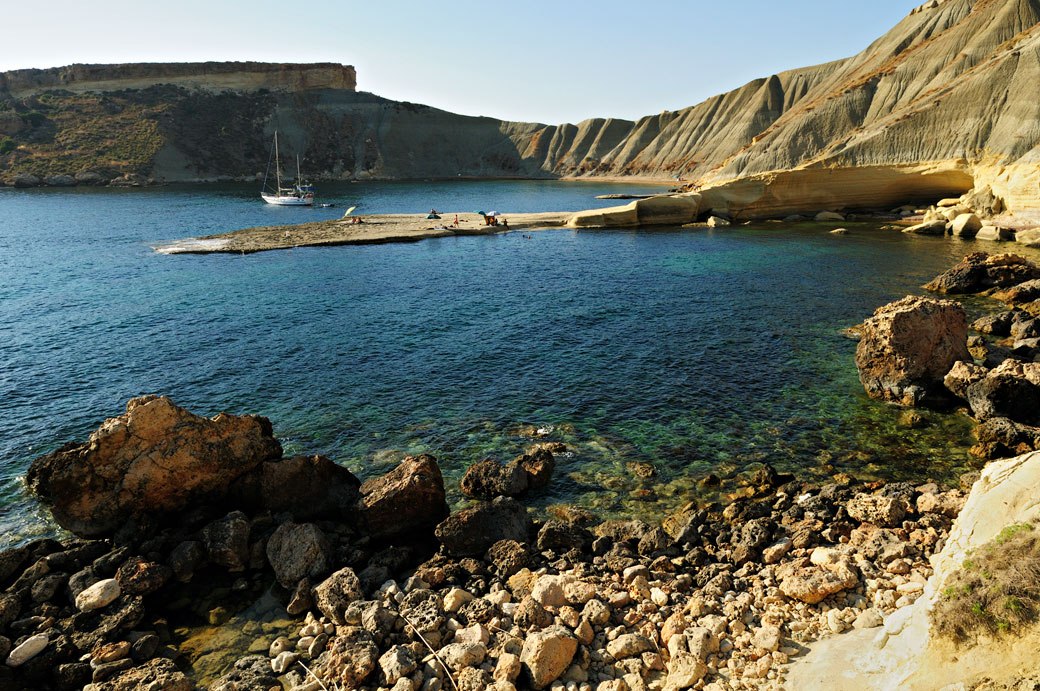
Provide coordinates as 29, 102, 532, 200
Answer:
2, 0, 1040, 216
0, 62, 356, 97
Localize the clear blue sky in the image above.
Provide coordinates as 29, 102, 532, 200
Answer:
3, 0, 917, 125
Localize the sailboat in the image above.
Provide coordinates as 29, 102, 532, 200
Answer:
261, 132, 314, 206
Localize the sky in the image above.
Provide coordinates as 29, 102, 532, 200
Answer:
2, 0, 919, 125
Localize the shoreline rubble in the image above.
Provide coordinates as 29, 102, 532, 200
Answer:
2, 397, 972, 691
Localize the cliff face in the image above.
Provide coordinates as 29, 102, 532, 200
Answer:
501, 0, 1040, 216
0, 62, 356, 97
2, 0, 1040, 216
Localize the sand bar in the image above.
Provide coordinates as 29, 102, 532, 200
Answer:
153, 211, 572, 254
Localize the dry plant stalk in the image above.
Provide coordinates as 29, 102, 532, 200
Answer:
397, 608, 460, 691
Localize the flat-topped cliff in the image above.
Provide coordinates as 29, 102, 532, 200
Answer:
2, 0, 1040, 217
0, 61, 356, 97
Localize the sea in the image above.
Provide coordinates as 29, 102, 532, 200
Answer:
0, 179, 1011, 549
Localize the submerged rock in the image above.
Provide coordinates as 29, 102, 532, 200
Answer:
26, 396, 282, 537
855, 295, 970, 406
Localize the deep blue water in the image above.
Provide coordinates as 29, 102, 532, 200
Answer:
0, 180, 1012, 547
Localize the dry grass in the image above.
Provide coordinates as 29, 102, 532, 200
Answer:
932, 524, 1040, 642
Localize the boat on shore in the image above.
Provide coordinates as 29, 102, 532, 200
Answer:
261, 132, 314, 206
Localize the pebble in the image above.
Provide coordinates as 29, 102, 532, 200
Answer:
75, 579, 121, 612
6, 633, 48, 668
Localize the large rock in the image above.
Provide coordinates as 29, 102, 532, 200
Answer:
265, 522, 332, 588
949, 213, 981, 237
26, 396, 281, 537
201, 511, 250, 572
313, 567, 363, 624
997, 278, 1040, 305
855, 295, 970, 406
254, 454, 360, 519
435, 496, 532, 556
44, 174, 76, 187
965, 360, 1040, 424
924, 252, 1040, 294
902, 220, 947, 235
520, 626, 578, 689
780, 564, 858, 604
313, 628, 380, 688
943, 361, 987, 400
847, 493, 908, 528
81, 657, 192, 691
460, 458, 528, 499
356, 454, 448, 540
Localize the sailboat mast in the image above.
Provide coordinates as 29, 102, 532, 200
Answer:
274, 132, 282, 193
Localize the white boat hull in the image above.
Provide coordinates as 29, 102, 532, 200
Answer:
262, 193, 313, 206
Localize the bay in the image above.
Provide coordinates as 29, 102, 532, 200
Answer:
0, 180, 1005, 547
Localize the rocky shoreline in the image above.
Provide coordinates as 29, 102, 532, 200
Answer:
0, 395, 972, 691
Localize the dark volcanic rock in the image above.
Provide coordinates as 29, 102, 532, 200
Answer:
486, 539, 535, 577
26, 396, 281, 537
537, 521, 592, 553
356, 455, 448, 541
435, 497, 532, 556
855, 295, 970, 406
924, 252, 1040, 294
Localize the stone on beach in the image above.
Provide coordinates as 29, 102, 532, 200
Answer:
75, 578, 120, 612
520, 626, 578, 689
924, 252, 1040, 294
5, 633, 48, 667
266, 522, 332, 588
356, 454, 449, 540
435, 496, 532, 556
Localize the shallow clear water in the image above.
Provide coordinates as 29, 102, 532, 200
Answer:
0, 181, 1019, 547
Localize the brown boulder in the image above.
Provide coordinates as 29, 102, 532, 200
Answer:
460, 458, 528, 499
924, 252, 1040, 294
257, 454, 359, 519
855, 295, 970, 406
435, 496, 532, 556
26, 396, 281, 537
356, 455, 448, 540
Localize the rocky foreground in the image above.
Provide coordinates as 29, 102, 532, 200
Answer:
0, 396, 971, 691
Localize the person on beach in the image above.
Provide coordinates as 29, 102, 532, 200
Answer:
452, 214, 459, 228
501, 218, 509, 230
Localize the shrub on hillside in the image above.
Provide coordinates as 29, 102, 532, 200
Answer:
932, 523, 1040, 642
0, 138, 14, 155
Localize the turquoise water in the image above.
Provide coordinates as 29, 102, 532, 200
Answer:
0, 181, 1007, 546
